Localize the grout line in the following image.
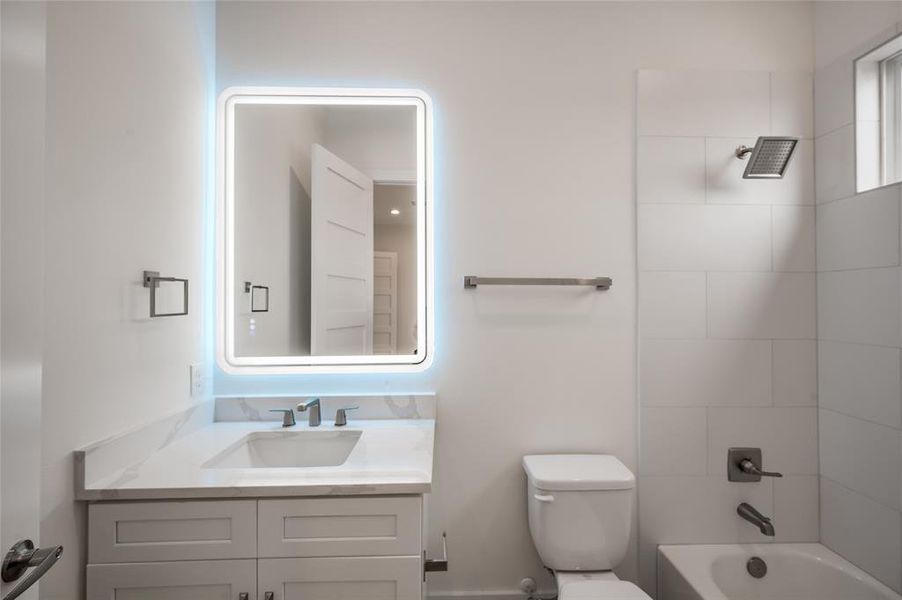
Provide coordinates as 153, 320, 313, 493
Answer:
705, 271, 710, 338
636, 134, 815, 141
770, 205, 775, 272
638, 201, 816, 207
821, 474, 902, 515
819, 405, 902, 432
817, 264, 901, 273
704, 137, 709, 205
769, 72, 774, 135
771, 339, 776, 407
641, 266, 817, 273
815, 121, 855, 140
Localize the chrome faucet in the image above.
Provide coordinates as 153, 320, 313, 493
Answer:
737, 502, 775, 537
296, 398, 321, 427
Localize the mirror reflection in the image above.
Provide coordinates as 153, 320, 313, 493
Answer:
232, 101, 419, 358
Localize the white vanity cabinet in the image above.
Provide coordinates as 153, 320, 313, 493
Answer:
86, 496, 426, 600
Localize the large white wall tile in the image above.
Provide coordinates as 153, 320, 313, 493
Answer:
819, 340, 901, 427
706, 138, 814, 205
817, 186, 900, 271
639, 272, 706, 339
814, 58, 853, 137
640, 339, 772, 407
818, 267, 901, 347
640, 476, 774, 544
773, 206, 816, 272
707, 407, 818, 475
708, 272, 816, 339
816, 124, 856, 203
820, 408, 902, 510
774, 476, 819, 542
638, 204, 771, 271
821, 477, 902, 593
773, 340, 817, 406
638, 70, 770, 137
637, 137, 705, 204
640, 408, 707, 475
771, 72, 814, 139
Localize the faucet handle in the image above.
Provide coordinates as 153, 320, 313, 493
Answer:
269, 409, 296, 428
334, 406, 359, 427
739, 458, 783, 479
728, 447, 782, 482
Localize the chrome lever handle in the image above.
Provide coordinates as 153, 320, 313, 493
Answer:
739, 459, 783, 478
1, 540, 63, 600
269, 409, 296, 428
334, 406, 359, 427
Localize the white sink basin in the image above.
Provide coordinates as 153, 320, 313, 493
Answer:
202, 429, 362, 469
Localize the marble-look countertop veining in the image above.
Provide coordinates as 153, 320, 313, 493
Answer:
76, 400, 435, 501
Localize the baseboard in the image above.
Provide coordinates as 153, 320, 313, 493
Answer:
428, 590, 551, 600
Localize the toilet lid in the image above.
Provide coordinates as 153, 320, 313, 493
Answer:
560, 581, 651, 600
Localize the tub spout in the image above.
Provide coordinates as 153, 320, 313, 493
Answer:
737, 502, 775, 537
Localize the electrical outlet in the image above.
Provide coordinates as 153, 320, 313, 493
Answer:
190, 363, 205, 398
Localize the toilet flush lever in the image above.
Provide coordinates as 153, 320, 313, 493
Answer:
533, 493, 555, 503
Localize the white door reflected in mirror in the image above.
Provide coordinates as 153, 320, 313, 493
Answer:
217, 87, 433, 374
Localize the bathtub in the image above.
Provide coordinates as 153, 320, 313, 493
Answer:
657, 544, 902, 600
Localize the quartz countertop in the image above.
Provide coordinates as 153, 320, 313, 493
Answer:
76, 417, 435, 501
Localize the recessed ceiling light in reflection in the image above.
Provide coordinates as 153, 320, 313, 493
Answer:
390, 208, 401, 216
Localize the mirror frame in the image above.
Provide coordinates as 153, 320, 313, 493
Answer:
216, 86, 434, 374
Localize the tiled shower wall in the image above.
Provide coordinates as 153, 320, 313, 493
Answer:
814, 10, 902, 592
636, 70, 818, 595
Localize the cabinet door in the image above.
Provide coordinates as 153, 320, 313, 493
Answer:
86, 559, 255, 600
258, 556, 421, 600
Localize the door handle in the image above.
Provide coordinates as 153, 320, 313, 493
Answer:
1, 540, 63, 600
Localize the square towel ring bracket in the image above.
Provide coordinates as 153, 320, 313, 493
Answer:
143, 270, 189, 318
463, 276, 613, 290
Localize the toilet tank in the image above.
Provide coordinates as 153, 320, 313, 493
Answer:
523, 455, 635, 571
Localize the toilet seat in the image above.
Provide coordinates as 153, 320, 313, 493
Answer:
559, 581, 651, 600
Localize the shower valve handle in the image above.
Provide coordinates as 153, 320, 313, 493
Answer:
739, 458, 783, 478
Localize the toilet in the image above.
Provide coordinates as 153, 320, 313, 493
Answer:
523, 454, 651, 600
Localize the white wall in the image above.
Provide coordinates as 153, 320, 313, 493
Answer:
215, 3, 814, 596
234, 104, 323, 356
375, 214, 418, 354
636, 69, 818, 595
39, 3, 214, 598
1, 3, 46, 598
814, 1, 902, 592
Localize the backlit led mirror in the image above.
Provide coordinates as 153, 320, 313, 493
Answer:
217, 87, 433, 373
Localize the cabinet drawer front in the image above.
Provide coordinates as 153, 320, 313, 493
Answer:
86, 559, 256, 600
258, 496, 421, 558
89, 500, 256, 563
258, 556, 422, 600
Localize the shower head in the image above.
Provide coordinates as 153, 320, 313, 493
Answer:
735, 137, 798, 179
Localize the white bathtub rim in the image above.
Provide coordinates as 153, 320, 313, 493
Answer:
658, 542, 902, 600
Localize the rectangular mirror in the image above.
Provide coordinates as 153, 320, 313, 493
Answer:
217, 87, 433, 373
